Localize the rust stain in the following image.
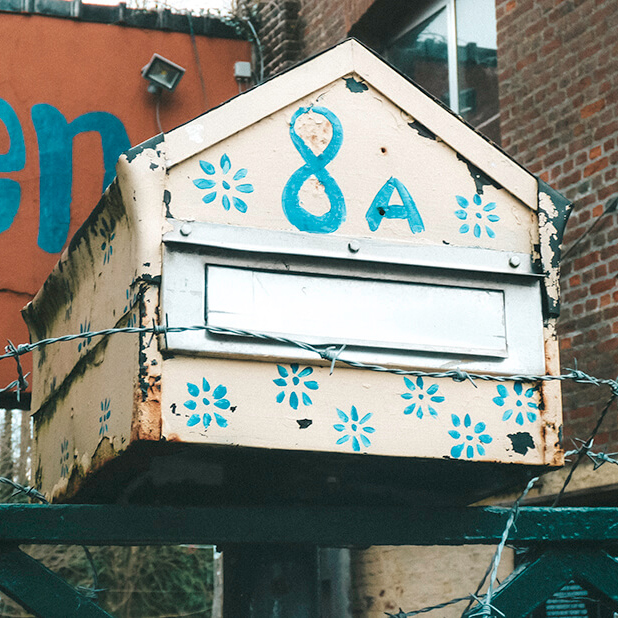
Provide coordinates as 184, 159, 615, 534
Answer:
131, 381, 162, 442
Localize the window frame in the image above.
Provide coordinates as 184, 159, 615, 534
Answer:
384, 0, 459, 114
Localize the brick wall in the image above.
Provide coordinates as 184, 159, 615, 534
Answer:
249, 0, 374, 78
497, 0, 618, 449
251, 0, 302, 78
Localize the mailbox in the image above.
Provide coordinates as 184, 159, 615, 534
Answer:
24, 40, 571, 504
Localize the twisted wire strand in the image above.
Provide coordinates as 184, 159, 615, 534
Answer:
0, 323, 616, 397
0, 323, 615, 615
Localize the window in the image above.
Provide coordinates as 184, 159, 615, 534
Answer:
381, 0, 501, 143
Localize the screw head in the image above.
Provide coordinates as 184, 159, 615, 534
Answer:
180, 223, 192, 237
348, 240, 360, 253
509, 255, 521, 268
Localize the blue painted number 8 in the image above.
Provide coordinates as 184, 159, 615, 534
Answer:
282, 106, 345, 234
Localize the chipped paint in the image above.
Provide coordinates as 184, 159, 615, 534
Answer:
124, 133, 164, 163
508, 432, 535, 455
541, 321, 564, 466
538, 181, 573, 318
343, 76, 368, 93
456, 153, 502, 195
163, 189, 172, 218
408, 120, 436, 140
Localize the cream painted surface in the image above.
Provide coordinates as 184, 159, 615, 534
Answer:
162, 356, 546, 464
167, 78, 536, 253
25, 144, 168, 413
165, 40, 537, 208
34, 332, 137, 501
351, 545, 514, 617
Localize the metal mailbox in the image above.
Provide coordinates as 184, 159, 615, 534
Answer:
24, 40, 571, 504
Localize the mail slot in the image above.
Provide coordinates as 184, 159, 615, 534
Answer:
24, 40, 571, 504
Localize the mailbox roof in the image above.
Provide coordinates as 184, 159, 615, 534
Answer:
163, 38, 538, 210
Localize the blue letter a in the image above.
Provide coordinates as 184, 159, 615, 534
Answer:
31, 105, 130, 253
366, 177, 424, 234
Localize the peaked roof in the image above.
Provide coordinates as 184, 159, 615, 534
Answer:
164, 38, 538, 209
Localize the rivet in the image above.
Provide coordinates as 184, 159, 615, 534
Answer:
180, 223, 192, 237
509, 256, 521, 268
348, 240, 360, 253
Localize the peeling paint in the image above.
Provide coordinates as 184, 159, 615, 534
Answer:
408, 121, 436, 140
537, 182, 573, 318
508, 432, 535, 456
456, 153, 502, 194
124, 133, 164, 163
343, 76, 368, 93
163, 189, 172, 218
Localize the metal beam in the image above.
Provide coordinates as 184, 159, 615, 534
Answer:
1, 505, 618, 546
467, 549, 618, 618
0, 545, 113, 618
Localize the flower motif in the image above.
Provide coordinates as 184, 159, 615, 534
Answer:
333, 406, 375, 452
124, 288, 138, 328
99, 398, 111, 437
448, 413, 492, 459
193, 154, 254, 213
401, 376, 445, 418
60, 438, 70, 478
78, 320, 92, 353
184, 378, 230, 430
493, 383, 539, 425
455, 194, 500, 238
273, 364, 319, 410
100, 218, 115, 265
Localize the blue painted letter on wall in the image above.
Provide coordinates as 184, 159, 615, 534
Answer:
0, 99, 26, 234
366, 177, 424, 234
31, 105, 130, 253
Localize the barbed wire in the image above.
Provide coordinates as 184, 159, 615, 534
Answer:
1, 321, 616, 616
1, 323, 617, 399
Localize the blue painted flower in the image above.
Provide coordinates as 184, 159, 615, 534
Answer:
333, 406, 375, 452
448, 413, 492, 459
78, 320, 92, 353
124, 288, 138, 328
184, 378, 230, 430
60, 438, 70, 478
274, 364, 319, 410
401, 376, 445, 418
99, 398, 111, 437
193, 154, 254, 213
493, 382, 539, 425
100, 218, 115, 264
455, 194, 500, 238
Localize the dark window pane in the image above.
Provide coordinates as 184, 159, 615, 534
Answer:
385, 8, 450, 106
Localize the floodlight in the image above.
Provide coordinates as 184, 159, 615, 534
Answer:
141, 53, 186, 94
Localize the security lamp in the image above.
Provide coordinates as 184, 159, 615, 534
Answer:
141, 53, 186, 94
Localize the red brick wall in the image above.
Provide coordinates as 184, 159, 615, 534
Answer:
497, 0, 618, 448
253, 0, 375, 78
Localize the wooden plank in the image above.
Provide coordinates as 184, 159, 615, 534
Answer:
0, 545, 113, 618
2, 505, 618, 546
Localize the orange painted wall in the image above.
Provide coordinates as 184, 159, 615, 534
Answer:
0, 11, 251, 404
